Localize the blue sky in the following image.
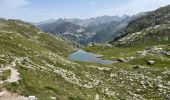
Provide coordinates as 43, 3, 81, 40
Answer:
0, 0, 170, 22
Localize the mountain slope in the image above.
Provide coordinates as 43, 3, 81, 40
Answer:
0, 19, 76, 56
126, 5, 170, 34
110, 5, 170, 47
0, 19, 96, 99
84, 5, 170, 99
38, 19, 91, 45
88, 16, 132, 43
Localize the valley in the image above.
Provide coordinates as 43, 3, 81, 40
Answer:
0, 3, 170, 100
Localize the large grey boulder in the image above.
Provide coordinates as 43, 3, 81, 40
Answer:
147, 60, 155, 65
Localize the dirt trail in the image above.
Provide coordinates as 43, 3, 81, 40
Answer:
0, 60, 20, 83
0, 60, 37, 100
5, 66, 20, 83
0, 90, 29, 100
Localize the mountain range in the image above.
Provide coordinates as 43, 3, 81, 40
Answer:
38, 15, 133, 45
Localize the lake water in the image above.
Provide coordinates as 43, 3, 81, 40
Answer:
68, 49, 113, 64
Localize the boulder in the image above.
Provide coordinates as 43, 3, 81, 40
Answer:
51, 97, 56, 100
0, 64, 3, 67
117, 58, 127, 62
9, 36, 13, 40
88, 42, 95, 47
147, 60, 155, 65
88, 43, 93, 47
132, 65, 141, 69
157, 76, 162, 80
105, 44, 112, 48
167, 81, 170, 86
166, 51, 170, 56
28, 96, 37, 100
157, 84, 163, 88
129, 57, 134, 60
130, 78, 133, 82
137, 50, 147, 57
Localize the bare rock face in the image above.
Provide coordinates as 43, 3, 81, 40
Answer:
147, 60, 155, 65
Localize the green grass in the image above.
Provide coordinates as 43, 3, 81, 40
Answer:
5, 64, 101, 100
85, 44, 144, 59
85, 43, 170, 68
0, 69, 11, 81
128, 54, 170, 68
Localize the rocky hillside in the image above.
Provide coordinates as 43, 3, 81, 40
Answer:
126, 5, 170, 34
113, 5, 170, 46
84, 5, 170, 100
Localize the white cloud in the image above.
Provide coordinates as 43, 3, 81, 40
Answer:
95, 0, 170, 16
0, 0, 29, 10
0, 0, 29, 20
0, 0, 170, 22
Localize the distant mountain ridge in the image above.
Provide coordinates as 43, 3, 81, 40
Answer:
38, 15, 130, 27
38, 15, 132, 45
